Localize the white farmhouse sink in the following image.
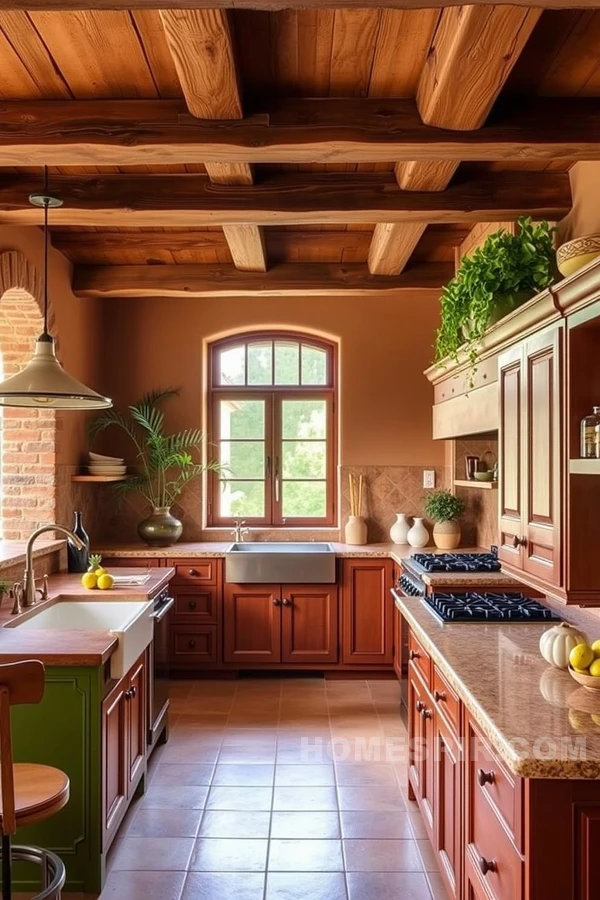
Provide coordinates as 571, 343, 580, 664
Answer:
14, 600, 154, 679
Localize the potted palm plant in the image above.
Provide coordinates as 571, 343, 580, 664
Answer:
90, 388, 221, 547
423, 490, 466, 550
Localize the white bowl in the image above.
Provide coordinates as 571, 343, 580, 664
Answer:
89, 452, 125, 463
87, 466, 127, 475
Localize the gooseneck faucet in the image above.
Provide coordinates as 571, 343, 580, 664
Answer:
23, 524, 85, 608
232, 519, 249, 542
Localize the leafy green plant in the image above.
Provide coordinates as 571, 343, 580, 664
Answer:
89, 388, 222, 510
434, 217, 556, 382
423, 490, 465, 523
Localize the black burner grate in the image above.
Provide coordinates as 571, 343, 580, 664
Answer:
423, 591, 560, 623
411, 552, 501, 574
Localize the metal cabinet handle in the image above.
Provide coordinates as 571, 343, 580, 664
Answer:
478, 856, 497, 877
282, 598, 291, 606
130, 685, 137, 699
189, 568, 199, 576
416, 700, 425, 714
273, 598, 281, 606
188, 599, 197, 610
477, 768, 495, 787
124, 688, 131, 700
421, 707, 432, 720
511, 535, 527, 548
188, 639, 197, 649
433, 690, 446, 703
409, 649, 420, 661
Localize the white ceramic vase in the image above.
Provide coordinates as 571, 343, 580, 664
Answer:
345, 515, 367, 546
407, 516, 429, 548
390, 513, 410, 545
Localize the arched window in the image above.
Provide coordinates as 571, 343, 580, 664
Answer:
208, 332, 337, 527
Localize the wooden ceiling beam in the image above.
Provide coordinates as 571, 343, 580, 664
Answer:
72, 262, 454, 299
0, 1, 596, 10
368, 6, 541, 276
0, 98, 599, 166
160, 9, 267, 272
0, 172, 572, 227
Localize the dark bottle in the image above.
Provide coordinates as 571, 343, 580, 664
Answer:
67, 511, 90, 573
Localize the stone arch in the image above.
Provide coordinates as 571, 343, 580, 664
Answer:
0, 249, 58, 538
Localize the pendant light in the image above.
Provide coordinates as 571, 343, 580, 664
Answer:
0, 168, 112, 409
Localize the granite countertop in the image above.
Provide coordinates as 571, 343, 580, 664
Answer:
394, 591, 600, 779
0, 567, 174, 666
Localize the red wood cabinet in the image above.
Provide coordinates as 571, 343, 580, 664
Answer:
126, 654, 147, 790
435, 711, 461, 899
341, 558, 394, 665
224, 584, 282, 663
169, 558, 222, 670
408, 664, 435, 841
281, 585, 338, 664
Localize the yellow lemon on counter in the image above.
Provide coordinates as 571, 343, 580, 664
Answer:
94, 567, 106, 577
81, 572, 97, 590
97, 573, 114, 590
592, 639, 600, 659
589, 659, 600, 678
570, 643, 595, 671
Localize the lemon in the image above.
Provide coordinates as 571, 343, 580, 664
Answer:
570, 643, 595, 671
97, 573, 114, 590
589, 659, 600, 678
81, 572, 97, 590
94, 567, 106, 577
573, 667, 591, 675
592, 639, 600, 659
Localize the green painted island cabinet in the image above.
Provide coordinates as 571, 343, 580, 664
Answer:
11, 651, 149, 894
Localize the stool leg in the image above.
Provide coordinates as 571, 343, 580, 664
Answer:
1, 834, 11, 900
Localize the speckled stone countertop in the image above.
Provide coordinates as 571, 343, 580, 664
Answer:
394, 592, 600, 779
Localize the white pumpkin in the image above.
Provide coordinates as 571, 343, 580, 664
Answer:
539, 622, 588, 670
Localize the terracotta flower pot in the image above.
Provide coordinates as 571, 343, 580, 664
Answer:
433, 520, 461, 550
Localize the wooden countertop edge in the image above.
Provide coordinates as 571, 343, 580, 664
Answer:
393, 593, 600, 781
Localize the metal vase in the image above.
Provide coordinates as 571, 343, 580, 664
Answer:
137, 506, 183, 547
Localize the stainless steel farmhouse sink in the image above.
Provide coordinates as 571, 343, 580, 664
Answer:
225, 542, 336, 584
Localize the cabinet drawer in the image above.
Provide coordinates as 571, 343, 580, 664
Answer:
168, 559, 220, 586
174, 588, 219, 622
408, 630, 431, 687
466, 792, 523, 900
170, 626, 218, 665
432, 666, 460, 734
468, 720, 522, 848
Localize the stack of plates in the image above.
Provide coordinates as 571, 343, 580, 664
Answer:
88, 451, 127, 476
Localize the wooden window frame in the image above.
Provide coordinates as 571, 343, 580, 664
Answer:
207, 331, 338, 528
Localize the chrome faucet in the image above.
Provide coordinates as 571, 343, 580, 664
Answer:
232, 519, 249, 542
23, 524, 85, 608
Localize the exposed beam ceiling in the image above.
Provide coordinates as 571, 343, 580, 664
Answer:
0, 1, 597, 10
72, 262, 455, 299
0, 98, 598, 166
368, 6, 541, 276
160, 8, 267, 272
0, 173, 572, 227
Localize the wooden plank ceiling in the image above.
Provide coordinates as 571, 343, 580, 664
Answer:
0, 6, 597, 292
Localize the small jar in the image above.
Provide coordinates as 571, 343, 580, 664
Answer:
581, 407, 600, 458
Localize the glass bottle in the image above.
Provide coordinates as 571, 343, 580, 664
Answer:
581, 407, 600, 458
67, 511, 90, 573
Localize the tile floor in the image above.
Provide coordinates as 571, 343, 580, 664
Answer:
100, 678, 448, 900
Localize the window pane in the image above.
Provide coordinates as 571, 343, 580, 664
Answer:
220, 480, 265, 518
274, 341, 300, 385
301, 345, 327, 385
282, 481, 327, 518
282, 399, 327, 439
220, 399, 265, 440
282, 441, 326, 479
247, 342, 273, 385
220, 441, 264, 478
218, 345, 245, 385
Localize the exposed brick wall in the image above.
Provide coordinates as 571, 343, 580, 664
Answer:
0, 288, 57, 538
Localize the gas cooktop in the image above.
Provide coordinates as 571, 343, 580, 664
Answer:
410, 552, 501, 574
423, 591, 560, 624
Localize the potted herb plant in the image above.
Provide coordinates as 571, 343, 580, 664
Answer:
434, 217, 556, 384
89, 388, 222, 547
423, 490, 466, 550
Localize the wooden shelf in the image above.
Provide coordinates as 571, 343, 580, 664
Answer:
454, 479, 498, 490
569, 459, 600, 475
71, 475, 127, 483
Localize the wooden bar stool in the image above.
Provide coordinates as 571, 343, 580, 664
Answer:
0, 661, 69, 900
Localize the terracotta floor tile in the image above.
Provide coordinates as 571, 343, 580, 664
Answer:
189, 839, 269, 872
426, 871, 450, 899
181, 872, 265, 900
152, 764, 215, 786
222, 732, 278, 746
272, 786, 338, 811
141, 785, 209, 809
268, 839, 344, 872
198, 810, 271, 839
99, 870, 186, 900
340, 810, 414, 840
126, 808, 202, 838
206, 785, 273, 811
110, 837, 194, 872
346, 872, 432, 900
335, 764, 397, 786
416, 839, 439, 872
270, 811, 341, 840
218, 746, 278, 764
407, 810, 429, 840
343, 839, 423, 872
265, 872, 348, 900
337, 785, 405, 812
275, 764, 335, 786
212, 763, 275, 786
160, 745, 221, 765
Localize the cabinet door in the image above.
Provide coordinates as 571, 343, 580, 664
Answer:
341, 559, 393, 665
393, 604, 402, 680
126, 654, 147, 791
522, 326, 563, 586
101, 682, 127, 850
408, 667, 434, 841
435, 713, 461, 900
224, 583, 281, 663
281, 584, 338, 664
498, 342, 525, 570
